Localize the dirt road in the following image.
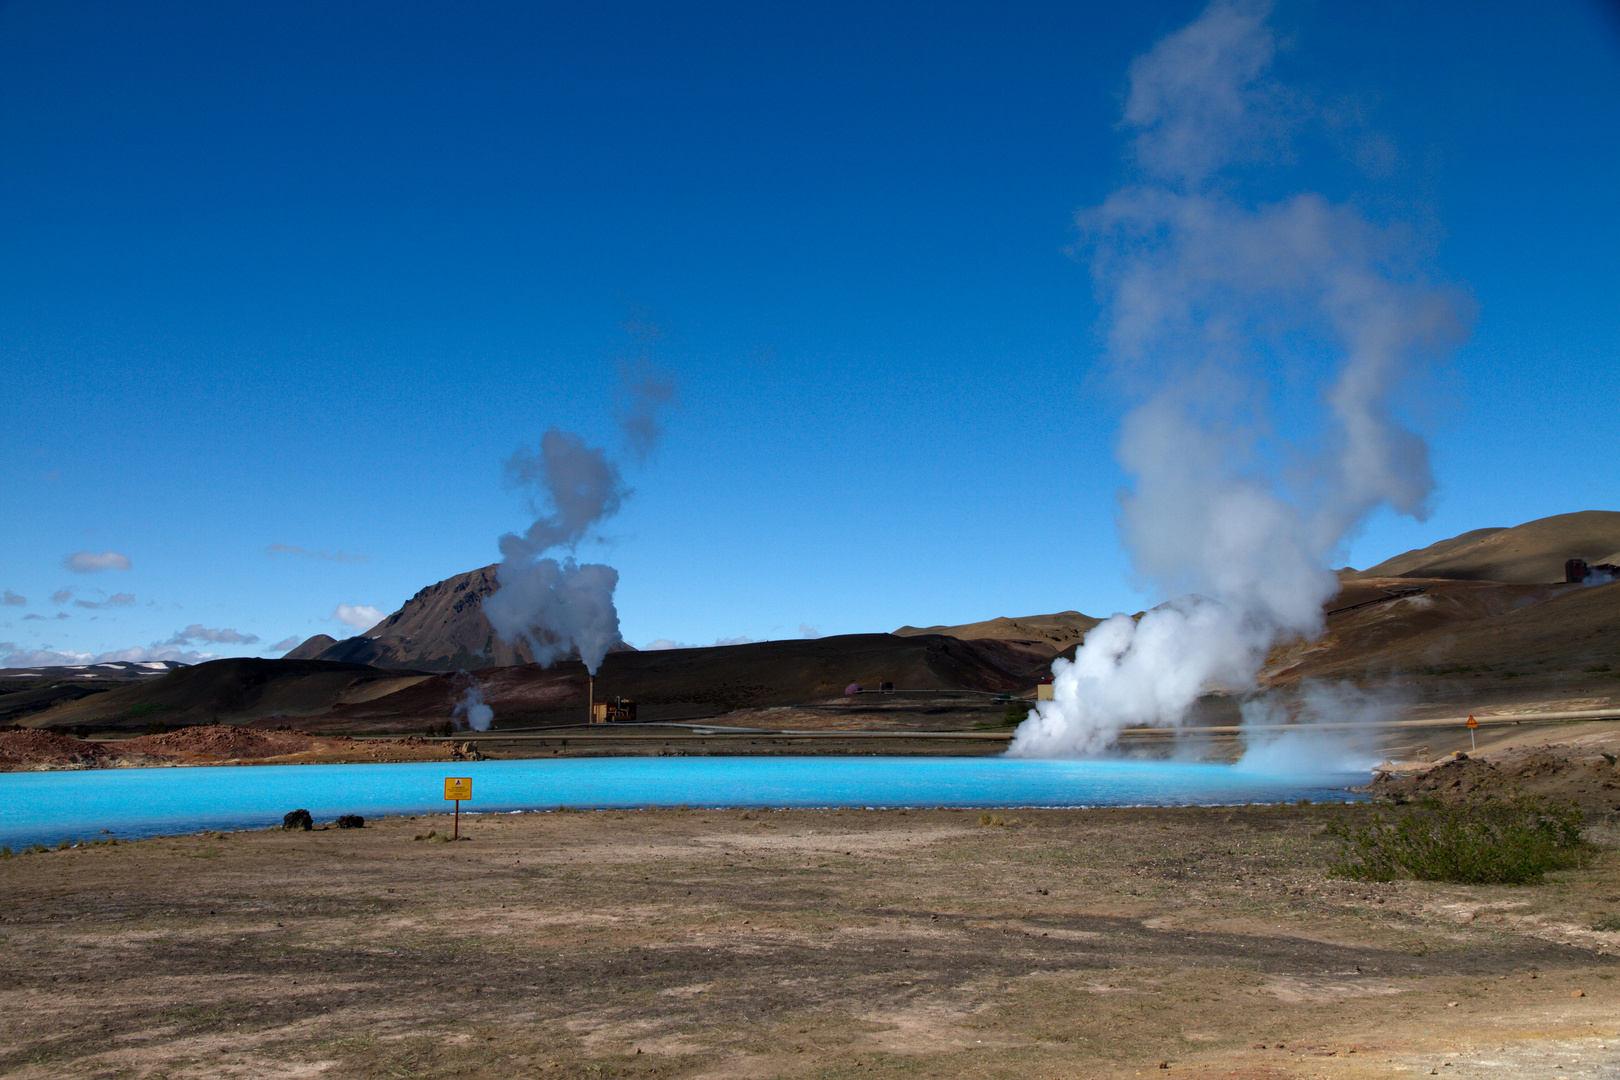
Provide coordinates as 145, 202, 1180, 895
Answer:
3, 805, 1618, 1078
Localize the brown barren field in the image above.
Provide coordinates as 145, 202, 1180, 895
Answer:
4, 794, 1620, 1079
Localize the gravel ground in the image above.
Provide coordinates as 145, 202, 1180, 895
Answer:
2, 803, 1619, 1079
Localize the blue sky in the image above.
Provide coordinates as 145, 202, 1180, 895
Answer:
2, 0, 1617, 665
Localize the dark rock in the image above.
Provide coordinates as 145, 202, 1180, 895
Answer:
282, 809, 313, 831
336, 814, 365, 829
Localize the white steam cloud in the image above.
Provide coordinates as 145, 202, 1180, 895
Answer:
1234, 682, 1391, 775
453, 675, 494, 732
482, 324, 674, 675
615, 314, 679, 463
1010, 0, 1467, 760
483, 428, 628, 674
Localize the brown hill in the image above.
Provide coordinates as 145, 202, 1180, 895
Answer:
319, 632, 1045, 730
286, 564, 634, 672
1261, 575, 1620, 717
282, 634, 338, 659
24, 633, 1049, 735
893, 611, 1101, 658
1346, 510, 1620, 583
0, 661, 191, 723
1274, 512, 1620, 715
23, 658, 432, 734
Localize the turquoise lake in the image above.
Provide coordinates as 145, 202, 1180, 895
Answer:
0, 756, 1367, 847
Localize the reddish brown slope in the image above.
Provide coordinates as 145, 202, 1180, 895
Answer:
1262, 577, 1620, 715
893, 611, 1101, 661
1346, 510, 1620, 583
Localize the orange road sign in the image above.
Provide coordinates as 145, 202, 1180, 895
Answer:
1466, 716, 1478, 729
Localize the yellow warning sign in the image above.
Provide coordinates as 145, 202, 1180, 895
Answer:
1465, 716, 1478, 729
444, 777, 472, 801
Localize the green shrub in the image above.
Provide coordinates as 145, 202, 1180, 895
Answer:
1327, 797, 1586, 885
144, 720, 169, 735
1593, 915, 1620, 932
126, 703, 171, 717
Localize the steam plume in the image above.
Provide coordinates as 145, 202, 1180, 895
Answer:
614, 314, 678, 463
1010, 0, 1467, 758
453, 676, 494, 732
483, 428, 627, 674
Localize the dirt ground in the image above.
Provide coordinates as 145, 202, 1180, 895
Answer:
1372, 726, 1620, 813
3, 803, 1619, 1080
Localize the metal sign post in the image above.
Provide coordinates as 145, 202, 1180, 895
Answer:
444, 777, 472, 839
1466, 715, 1477, 752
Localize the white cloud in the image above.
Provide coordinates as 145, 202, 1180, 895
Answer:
161, 624, 260, 646
270, 636, 302, 652
0, 643, 92, 667
0, 643, 216, 669
333, 603, 386, 631
51, 588, 74, 604
2, 590, 24, 606
23, 614, 45, 621
93, 646, 218, 664
63, 551, 132, 573
640, 635, 758, 651
799, 623, 821, 639
266, 543, 370, 563
73, 593, 136, 610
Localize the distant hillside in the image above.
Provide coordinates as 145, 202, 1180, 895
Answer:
313, 631, 1048, 729
282, 634, 337, 659
25, 633, 1053, 733
893, 611, 1101, 657
284, 563, 634, 672
1346, 511, 1620, 583
25, 658, 432, 733
1262, 574, 1620, 717
0, 661, 189, 723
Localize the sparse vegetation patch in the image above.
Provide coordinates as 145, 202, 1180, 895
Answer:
1328, 796, 1587, 885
